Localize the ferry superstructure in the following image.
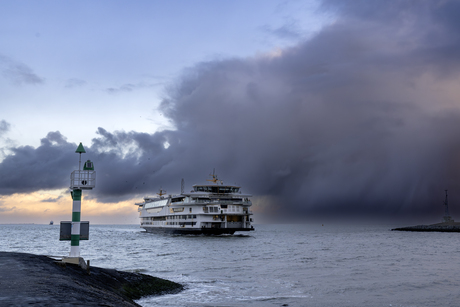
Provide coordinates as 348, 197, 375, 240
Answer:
135, 173, 254, 234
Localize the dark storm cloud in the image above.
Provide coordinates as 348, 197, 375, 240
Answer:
0, 131, 75, 194
0, 55, 44, 85
2, 0, 460, 219
0, 127, 167, 200
157, 0, 460, 218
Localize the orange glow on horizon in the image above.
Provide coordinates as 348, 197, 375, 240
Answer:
0, 190, 139, 224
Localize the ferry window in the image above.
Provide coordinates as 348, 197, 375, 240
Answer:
189, 208, 192, 213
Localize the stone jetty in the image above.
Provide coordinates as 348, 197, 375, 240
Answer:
0, 251, 183, 306
392, 222, 460, 232
393, 190, 460, 232
392, 221, 460, 232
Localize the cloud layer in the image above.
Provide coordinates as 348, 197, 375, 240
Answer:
0, 120, 10, 137
0, 55, 44, 85
2, 1, 460, 219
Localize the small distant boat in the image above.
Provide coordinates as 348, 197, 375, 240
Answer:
49, 221, 54, 225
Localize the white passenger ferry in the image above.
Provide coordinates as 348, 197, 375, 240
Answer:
135, 173, 254, 234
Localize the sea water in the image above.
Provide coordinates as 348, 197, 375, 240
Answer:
1, 223, 460, 307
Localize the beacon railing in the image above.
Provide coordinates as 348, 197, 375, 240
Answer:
70, 170, 96, 190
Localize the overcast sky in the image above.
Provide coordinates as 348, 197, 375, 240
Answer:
2, 0, 460, 224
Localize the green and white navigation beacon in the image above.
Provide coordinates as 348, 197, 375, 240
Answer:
62, 142, 96, 264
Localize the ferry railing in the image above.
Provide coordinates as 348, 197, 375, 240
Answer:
193, 199, 251, 204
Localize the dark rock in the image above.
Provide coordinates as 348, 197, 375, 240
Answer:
0, 251, 183, 306
392, 221, 460, 232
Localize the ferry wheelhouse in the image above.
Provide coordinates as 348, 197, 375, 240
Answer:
136, 174, 254, 234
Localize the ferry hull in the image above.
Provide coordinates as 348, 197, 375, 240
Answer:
142, 226, 254, 235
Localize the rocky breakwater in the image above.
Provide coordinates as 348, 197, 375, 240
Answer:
0, 251, 183, 306
392, 221, 460, 232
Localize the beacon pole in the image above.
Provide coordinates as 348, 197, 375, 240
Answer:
70, 189, 82, 257
64, 142, 96, 264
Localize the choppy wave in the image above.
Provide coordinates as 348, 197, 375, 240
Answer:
1, 223, 460, 306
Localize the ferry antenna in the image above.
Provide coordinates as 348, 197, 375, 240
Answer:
157, 187, 166, 197
206, 168, 223, 185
